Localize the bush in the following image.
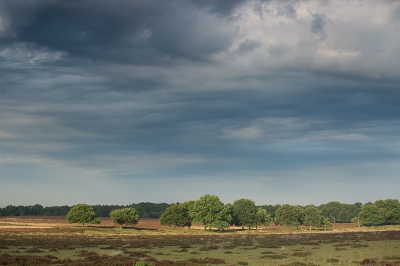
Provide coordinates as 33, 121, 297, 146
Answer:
326, 258, 340, 263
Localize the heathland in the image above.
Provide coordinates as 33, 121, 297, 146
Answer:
1, 216, 400, 266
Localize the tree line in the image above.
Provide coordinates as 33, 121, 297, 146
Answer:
0, 201, 360, 220
2, 197, 399, 229
159, 195, 400, 230
0, 202, 169, 218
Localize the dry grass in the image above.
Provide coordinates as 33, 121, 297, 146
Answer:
0, 217, 400, 265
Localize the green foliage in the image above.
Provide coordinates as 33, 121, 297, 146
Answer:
130, 202, 170, 218
322, 217, 332, 230
255, 208, 272, 229
232, 198, 257, 229
319, 201, 362, 223
0, 204, 45, 216
0, 203, 169, 218
359, 204, 386, 226
110, 207, 139, 228
258, 204, 281, 220
190, 194, 232, 230
159, 201, 194, 229
0, 205, 20, 216
303, 205, 322, 230
92, 202, 170, 218
374, 199, 400, 225
1, 197, 398, 231
66, 204, 101, 227
274, 204, 304, 229
42, 205, 71, 216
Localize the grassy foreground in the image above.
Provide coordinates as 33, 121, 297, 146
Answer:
0, 217, 400, 265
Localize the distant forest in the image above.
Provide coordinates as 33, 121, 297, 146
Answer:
0, 201, 363, 222
0, 202, 169, 218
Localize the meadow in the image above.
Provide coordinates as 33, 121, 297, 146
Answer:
1, 217, 400, 266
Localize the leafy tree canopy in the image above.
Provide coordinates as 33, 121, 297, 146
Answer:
232, 198, 257, 229
255, 208, 272, 229
159, 201, 194, 229
66, 204, 100, 227
274, 204, 304, 229
303, 205, 322, 230
373, 199, 400, 225
359, 204, 386, 226
322, 217, 332, 231
110, 207, 139, 228
190, 194, 231, 230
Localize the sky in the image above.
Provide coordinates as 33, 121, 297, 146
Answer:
0, 0, 400, 207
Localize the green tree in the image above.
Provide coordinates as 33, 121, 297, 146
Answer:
0, 205, 19, 216
232, 198, 257, 229
110, 207, 139, 228
303, 205, 322, 230
180, 200, 196, 229
258, 204, 281, 220
319, 201, 341, 223
255, 208, 272, 229
66, 204, 100, 227
190, 194, 232, 231
159, 201, 195, 229
322, 217, 332, 231
374, 199, 400, 225
130, 202, 170, 218
30, 204, 44, 216
359, 204, 385, 226
274, 204, 304, 229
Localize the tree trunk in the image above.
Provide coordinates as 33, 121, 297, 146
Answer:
309, 226, 311, 230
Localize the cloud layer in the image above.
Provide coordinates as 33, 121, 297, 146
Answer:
1, 0, 400, 206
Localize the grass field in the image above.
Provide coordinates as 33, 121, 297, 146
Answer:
0, 217, 399, 265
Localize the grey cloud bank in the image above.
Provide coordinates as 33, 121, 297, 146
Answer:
0, 0, 399, 207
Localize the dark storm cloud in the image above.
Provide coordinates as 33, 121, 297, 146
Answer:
1, 0, 400, 205
189, 0, 247, 16
1, 0, 236, 65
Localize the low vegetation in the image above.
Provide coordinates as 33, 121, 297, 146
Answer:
1, 196, 399, 265
0, 217, 400, 266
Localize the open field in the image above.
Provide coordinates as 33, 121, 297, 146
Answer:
1, 217, 400, 265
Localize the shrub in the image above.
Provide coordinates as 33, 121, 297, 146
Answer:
360, 258, 379, 265
292, 251, 312, 257
326, 258, 340, 263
